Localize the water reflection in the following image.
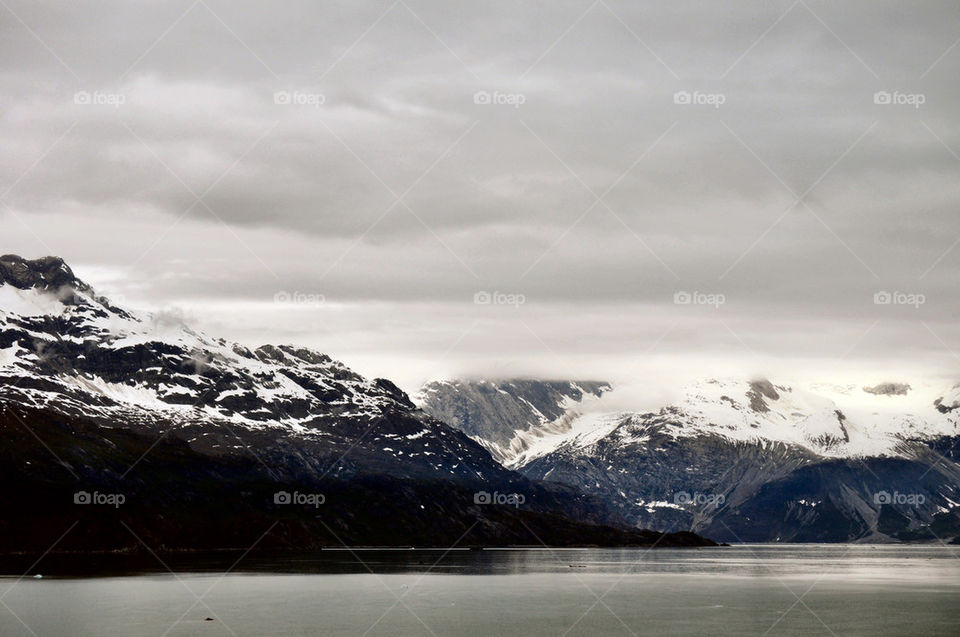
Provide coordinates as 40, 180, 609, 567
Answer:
2, 544, 958, 581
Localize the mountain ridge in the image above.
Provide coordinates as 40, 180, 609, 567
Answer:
421, 376, 960, 543
0, 254, 715, 551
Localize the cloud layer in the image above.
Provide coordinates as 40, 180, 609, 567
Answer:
3, 0, 959, 390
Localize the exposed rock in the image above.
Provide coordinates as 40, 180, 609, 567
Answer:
0, 255, 83, 291
746, 379, 780, 412
863, 383, 911, 396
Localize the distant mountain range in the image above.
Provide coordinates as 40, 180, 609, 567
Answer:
0, 255, 713, 553
418, 378, 960, 543
10, 253, 956, 548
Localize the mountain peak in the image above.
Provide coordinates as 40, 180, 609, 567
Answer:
0, 254, 85, 292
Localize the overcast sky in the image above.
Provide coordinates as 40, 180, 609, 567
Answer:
3, 0, 960, 391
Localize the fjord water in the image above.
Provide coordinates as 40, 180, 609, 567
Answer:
2, 545, 958, 636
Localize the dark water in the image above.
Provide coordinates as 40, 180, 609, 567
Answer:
1, 545, 958, 636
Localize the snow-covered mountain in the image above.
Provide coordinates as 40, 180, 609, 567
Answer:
0, 254, 497, 483
0, 255, 714, 551
422, 377, 960, 543
417, 379, 610, 464
514, 378, 960, 461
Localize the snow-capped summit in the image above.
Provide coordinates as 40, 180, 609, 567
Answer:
1, 257, 404, 425
665, 377, 959, 458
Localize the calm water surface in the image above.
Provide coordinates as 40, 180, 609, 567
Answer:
1, 545, 958, 636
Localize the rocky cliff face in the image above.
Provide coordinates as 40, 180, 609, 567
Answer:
417, 379, 610, 464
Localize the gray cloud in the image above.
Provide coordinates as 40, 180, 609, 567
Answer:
2, 0, 959, 390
